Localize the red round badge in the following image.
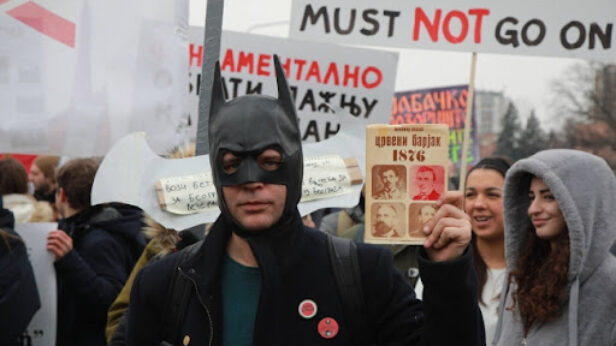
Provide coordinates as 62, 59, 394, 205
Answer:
298, 299, 317, 319
318, 317, 339, 339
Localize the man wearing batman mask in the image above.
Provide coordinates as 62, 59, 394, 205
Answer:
126, 56, 484, 345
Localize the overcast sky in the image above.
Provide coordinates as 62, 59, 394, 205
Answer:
189, 0, 585, 130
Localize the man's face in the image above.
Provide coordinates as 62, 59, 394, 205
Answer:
29, 163, 51, 194
416, 170, 435, 195
375, 205, 396, 233
419, 205, 436, 223
382, 169, 399, 190
222, 148, 287, 231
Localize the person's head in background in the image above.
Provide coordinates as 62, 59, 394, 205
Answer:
29, 155, 59, 198
55, 158, 99, 219
463, 157, 512, 300
0, 157, 29, 195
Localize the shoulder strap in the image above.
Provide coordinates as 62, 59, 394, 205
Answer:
327, 234, 366, 346
161, 240, 202, 344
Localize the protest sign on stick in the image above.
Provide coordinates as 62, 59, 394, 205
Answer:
195, 0, 224, 156
459, 52, 478, 190
290, 0, 615, 62
187, 29, 398, 145
391, 85, 478, 172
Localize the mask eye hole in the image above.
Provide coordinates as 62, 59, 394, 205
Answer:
221, 152, 241, 174
257, 148, 283, 172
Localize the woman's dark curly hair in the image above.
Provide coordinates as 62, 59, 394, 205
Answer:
509, 228, 569, 335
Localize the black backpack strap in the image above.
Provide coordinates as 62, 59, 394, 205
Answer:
327, 234, 366, 346
161, 240, 202, 345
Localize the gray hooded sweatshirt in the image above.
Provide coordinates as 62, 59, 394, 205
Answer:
492, 149, 616, 346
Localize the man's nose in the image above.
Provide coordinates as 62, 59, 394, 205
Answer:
242, 181, 264, 190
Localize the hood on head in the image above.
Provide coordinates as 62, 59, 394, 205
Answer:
503, 149, 616, 283
208, 54, 303, 234
85, 204, 147, 257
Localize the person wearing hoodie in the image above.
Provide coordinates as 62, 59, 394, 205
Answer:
126, 56, 484, 346
46, 158, 145, 346
0, 197, 41, 346
492, 149, 616, 346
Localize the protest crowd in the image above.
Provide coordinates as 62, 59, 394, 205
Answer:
2, 2, 616, 346
1, 55, 615, 346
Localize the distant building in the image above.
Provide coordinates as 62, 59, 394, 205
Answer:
474, 91, 509, 158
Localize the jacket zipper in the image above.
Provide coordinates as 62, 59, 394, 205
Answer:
178, 267, 214, 346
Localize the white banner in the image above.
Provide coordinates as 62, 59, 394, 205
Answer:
16, 222, 58, 346
0, 0, 188, 156
289, 0, 616, 62
188, 29, 399, 143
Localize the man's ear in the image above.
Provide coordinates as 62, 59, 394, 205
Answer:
57, 187, 67, 203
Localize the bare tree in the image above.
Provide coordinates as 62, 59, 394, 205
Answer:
551, 62, 616, 128
550, 63, 616, 170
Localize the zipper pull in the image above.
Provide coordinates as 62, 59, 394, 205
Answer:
520, 338, 527, 346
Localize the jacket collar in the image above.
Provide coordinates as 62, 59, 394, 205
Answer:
178, 209, 305, 298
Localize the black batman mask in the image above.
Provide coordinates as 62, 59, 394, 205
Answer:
208, 55, 303, 236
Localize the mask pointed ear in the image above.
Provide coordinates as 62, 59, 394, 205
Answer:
210, 61, 226, 118
274, 55, 297, 119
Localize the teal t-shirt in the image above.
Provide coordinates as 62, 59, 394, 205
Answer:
221, 254, 261, 346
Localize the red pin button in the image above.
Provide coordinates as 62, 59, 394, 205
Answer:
318, 317, 339, 339
298, 299, 317, 319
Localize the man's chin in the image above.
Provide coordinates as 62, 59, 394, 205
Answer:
236, 215, 277, 233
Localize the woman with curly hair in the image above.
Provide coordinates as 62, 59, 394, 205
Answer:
492, 149, 616, 346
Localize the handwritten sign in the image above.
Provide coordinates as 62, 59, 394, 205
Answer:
301, 155, 352, 202
156, 172, 218, 215
290, 0, 615, 62
156, 155, 358, 215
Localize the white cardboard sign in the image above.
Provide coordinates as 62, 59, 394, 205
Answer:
16, 222, 58, 346
290, 0, 616, 62
187, 29, 399, 143
92, 106, 366, 231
